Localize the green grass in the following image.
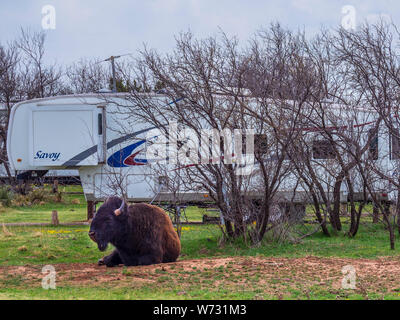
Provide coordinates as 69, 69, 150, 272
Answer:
0, 225, 102, 266
0, 286, 275, 300
0, 185, 217, 224
0, 222, 399, 267
182, 206, 210, 221
0, 185, 87, 224
0, 203, 86, 224
183, 223, 400, 260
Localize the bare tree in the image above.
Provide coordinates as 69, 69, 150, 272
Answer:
18, 28, 64, 99
0, 29, 65, 187
100, 27, 316, 245
327, 21, 400, 248
66, 58, 109, 93
0, 41, 20, 182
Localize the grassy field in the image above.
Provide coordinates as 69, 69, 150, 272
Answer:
0, 187, 210, 224
1, 185, 400, 299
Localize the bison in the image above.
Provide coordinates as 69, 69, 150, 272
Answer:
88, 196, 181, 267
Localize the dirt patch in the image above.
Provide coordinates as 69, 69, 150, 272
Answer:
1, 256, 400, 298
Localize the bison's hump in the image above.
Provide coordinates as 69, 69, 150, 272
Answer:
129, 203, 170, 221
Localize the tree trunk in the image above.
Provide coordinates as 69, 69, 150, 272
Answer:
257, 201, 270, 241
373, 202, 379, 223
346, 177, 362, 237
225, 219, 234, 238
332, 178, 343, 231
311, 194, 330, 236
396, 190, 400, 235
87, 201, 95, 220
348, 203, 363, 237
383, 202, 395, 250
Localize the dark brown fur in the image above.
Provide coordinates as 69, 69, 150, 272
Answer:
127, 203, 181, 263
89, 197, 181, 266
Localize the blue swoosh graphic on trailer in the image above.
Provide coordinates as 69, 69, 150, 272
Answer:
107, 140, 147, 167
61, 97, 183, 168
62, 127, 155, 168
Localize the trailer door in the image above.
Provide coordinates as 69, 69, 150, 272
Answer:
29, 106, 100, 167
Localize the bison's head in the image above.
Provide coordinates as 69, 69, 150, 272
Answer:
88, 196, 127, 251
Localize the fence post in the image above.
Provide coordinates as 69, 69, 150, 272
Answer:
87, 201, 95, 220
340, 203, 348, 215
52, 179, 59, 193
51, 210, 59, 226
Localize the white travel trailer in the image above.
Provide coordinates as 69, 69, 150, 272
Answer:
7, 93, 212, 207
6, 93, 396, 217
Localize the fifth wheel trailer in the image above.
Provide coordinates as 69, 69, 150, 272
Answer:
6, 93, 397, 215
6, 93, 212, 205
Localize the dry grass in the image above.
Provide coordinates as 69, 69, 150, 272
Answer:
2, 223, 14, 237
71, 199, 80, 205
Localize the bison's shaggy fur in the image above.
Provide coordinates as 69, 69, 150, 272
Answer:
89, 197, 180, 267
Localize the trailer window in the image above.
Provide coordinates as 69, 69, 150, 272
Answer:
312, 140, 335, 159
391, 130, 400, 160
98, 113, 103, 135
158, 176, 168, 192
368, 129, 378, 160
254, 134, 268, 155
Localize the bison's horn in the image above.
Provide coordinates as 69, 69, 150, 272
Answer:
114, 199, 125, 216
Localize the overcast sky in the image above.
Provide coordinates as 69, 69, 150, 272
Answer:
0, 0, 398, 66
